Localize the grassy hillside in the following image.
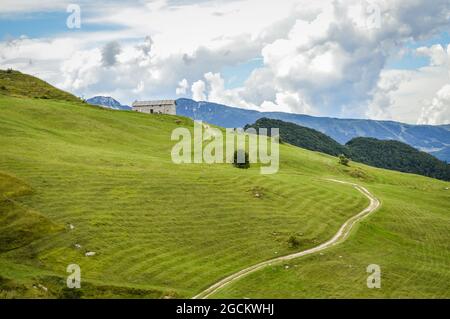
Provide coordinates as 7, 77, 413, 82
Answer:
0, 94, 372, 298
0, 74, 448, 298
0, 69, 80, 103
0, 172, 62, 253
212, 177, 450, 298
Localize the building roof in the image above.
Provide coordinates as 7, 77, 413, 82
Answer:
132, 100, 176, 107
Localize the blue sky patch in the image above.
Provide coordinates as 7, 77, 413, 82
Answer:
221, 58, 264, 89
0, 11, 122, 40
386, 32, 450, 70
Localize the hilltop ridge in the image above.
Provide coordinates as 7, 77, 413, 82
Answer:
0, 69, 80, 103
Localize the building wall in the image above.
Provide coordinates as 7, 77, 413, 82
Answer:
132, 104, 176, 115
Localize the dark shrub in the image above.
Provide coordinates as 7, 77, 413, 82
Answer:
287, 235, 300, 248
233, 150, 250, 169
338, 154, 350, 166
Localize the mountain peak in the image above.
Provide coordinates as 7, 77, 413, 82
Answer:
86, 96, 131, 110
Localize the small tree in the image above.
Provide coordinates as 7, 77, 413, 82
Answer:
233, 149, 250, 169
287, 235, 300, 248
6, 68, 13, 74
338, 154, 350, 166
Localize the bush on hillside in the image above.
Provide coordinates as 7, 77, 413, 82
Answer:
287, 235, 300, 248
338, 154, 350, 166
233, 150, 250, 169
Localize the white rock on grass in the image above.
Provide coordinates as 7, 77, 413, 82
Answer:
69, 224, 75, 230
38, 284, 48, 292
85, 251, 96, 257
74, 244, 82, 249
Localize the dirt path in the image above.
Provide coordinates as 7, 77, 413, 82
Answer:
193, 179, 380, 299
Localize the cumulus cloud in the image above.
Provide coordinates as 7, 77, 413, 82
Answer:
249, 0, 450, 117
203, 72, 248, 107
261, 91, 312, 114
364, 43, 450, 123
416, 44, 450, 124
0, 0, 70, 13
138, 36, 154, 56
101, 41, 122, 67
182, 0, 450, 119
188, 71, 312, 113
176, 78, 189, 95
191, 80, 206, 101
417, 44, 450, 67
61, 49, 102, 90
418, 84, 450, 125
366, 70, 410, 120
2, 0, 450, 123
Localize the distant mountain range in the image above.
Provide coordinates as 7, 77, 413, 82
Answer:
175, 98, 450, 162
86, 96, 131, 110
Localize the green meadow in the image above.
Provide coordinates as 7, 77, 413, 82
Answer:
0, 71, 449, 298
0, 95, 370, 298
212, 178, 450, 298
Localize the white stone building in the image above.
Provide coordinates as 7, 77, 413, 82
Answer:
132, 100, 176, 115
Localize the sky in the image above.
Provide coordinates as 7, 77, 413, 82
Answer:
0, 0, 449, 125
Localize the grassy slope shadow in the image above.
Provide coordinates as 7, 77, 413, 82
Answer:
0, 171, 173, 299
0, 172, 63, 252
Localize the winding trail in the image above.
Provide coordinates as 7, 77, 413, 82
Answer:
193, 179, 380, 299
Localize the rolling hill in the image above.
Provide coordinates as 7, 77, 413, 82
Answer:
0, 69, 80, 103
0, 71, 372, 298
347, 137, 450, 181
0, 71, 449, 299
175, 98, 450, 163
245, 118, 348, 157
246, 118, 450, 181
